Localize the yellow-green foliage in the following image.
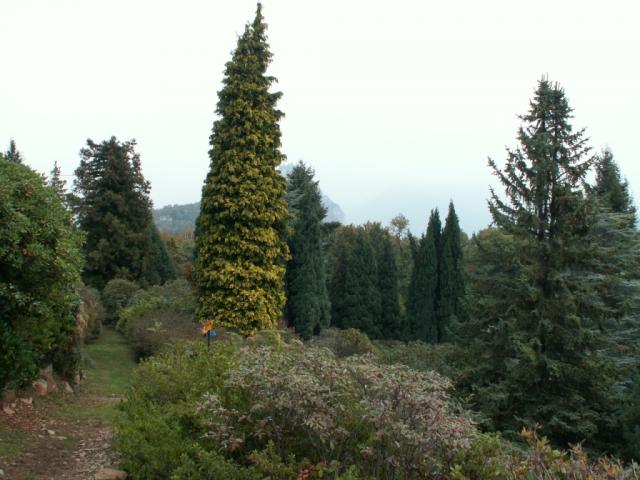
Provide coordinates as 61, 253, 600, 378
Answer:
195, 4, 289, 336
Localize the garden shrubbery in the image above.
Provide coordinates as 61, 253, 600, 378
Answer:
102, 278, 140, 325
116, 334, 639, 479
310, 327, 378, 358
115, 337, 476, 479
117, 279, 197, 359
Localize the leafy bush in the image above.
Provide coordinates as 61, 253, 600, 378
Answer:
126, 310, 197, 360
116, 339, 475, 479
376, 340, 466, 385
310, 328, 378, 358
102, 278, 140, 324
451, 429, 639, 480
0, 159, 84, 393
118, 279, 197, 359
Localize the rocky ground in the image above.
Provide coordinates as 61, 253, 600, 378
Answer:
0, 329, 134, 480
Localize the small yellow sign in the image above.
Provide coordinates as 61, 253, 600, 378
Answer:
201, 320, 213, 335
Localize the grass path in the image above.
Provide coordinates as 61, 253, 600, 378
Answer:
0, 328, 135, 479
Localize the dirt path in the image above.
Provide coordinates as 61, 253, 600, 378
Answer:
0, 329, 135, 480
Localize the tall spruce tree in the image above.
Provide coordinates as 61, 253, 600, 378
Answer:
407, 210, 440, 342
437, 201, 464, 341
466, 78, 622, 445
49, 161, 68, 205
195, 4, 289, 336
5, 139, 23, 164
592, 149, 636, 226
285, 161, 330, 339
72, 137, 174, 289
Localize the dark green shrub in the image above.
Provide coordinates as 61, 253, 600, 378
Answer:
0, 159, 84, 392
102, 278, 140, 324
126, 310, 197, 360
310, 328, 378, 358
375, 340, 466, 384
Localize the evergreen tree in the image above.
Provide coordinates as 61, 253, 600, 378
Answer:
437, 201, 465, 341
467, 78, 623, 445
49, 161, 68, 205
194, 4, 289, 336
5, 139, 23, 164
72, 137, 174, 289
377, 232, 402, 339
143, 224, 177, 286
329, 226, 381, 338
363, 223, 402, 339
285, 161, 330, 339
592, 149, 636, 226
407, 210, 440, 342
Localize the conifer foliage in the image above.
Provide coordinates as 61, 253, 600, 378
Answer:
592, 149, 636, 224
285, 162, 331, 339
466, 78, 623, 444
438, 202, 465, 340
195, 4, 289, 336
329, 227, 381, 338
4, 139, 23, 164
72, 137, 175, 289
407, 210, 440, 342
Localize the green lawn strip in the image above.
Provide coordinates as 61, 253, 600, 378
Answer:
50, 328, 136, 425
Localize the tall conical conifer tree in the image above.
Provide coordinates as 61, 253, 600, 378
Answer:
437, 201, 464, 340
285, 161, 330, 339
72, 137, 174, 289
377, 232, 402, 339
467, 78, 619, 445
329, 226, 381, 338
593, 149, 636, 226
5, 139, 23, 164
408, 209, 440, 342
195, 4, 289, 336
49, 161, 67, 205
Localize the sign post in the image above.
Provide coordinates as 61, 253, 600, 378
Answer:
201, 320, 214, 349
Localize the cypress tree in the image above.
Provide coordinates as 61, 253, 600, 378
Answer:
407, 210, 440, 342
329, 226, 381, 338
364, 222, 402, 339
194, 4, 289, 336
467, 78, 624, 445
285, 161, 330, 339
377, 232, 402, 339
437, 201, 465, 341
72, 137, 174, 289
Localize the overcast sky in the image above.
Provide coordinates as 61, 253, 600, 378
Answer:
2, 0, 639, 233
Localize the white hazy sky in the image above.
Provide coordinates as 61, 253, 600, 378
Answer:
2, 0, 639, 233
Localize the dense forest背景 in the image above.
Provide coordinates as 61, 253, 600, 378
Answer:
1, 3, 639, 479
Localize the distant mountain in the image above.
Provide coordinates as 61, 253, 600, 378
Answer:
154, 169, 345, 233
153, 202, 200, 233
321, 194, 345, 223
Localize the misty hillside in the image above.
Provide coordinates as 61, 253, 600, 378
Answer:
154, 195, 345, 233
